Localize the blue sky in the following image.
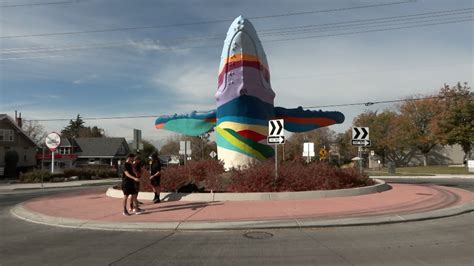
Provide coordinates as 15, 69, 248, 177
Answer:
0, 0, 472, 145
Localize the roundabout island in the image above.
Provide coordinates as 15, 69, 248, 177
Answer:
11, 179, 474, 231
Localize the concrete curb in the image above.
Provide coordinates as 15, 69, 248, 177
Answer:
0, 179, 120, 192
10, 200, 474, 231
106, 179, 391, 201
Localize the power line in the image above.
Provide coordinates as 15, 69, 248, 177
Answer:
265, 18, 472, 44
0, 0, 415, 39
1, 17, 471, 60
261, 16, 473, 38
302, 95, 462, 109
3, 8, 471, 55
0, 0, 86, 8
25, 94, 465, 122
258, 7, 473, 32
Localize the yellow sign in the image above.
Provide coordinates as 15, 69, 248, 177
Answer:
319, 148, 327, 158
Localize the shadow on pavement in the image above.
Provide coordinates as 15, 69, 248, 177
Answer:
144, 201, 223, 214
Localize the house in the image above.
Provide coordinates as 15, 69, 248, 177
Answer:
38, 137, 131, 169
0, 113, 39, 175
74, 138, 130, 166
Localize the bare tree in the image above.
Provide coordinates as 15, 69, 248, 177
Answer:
22, 120, 47, 146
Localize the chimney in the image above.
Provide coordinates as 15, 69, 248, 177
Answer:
15, 111, 23, 128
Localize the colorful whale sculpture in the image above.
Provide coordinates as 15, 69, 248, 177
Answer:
155, 16, 344, 169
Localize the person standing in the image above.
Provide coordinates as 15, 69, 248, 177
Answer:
131, 157, 145, 213
149, 152, 162, 203
121, 154, 141, 216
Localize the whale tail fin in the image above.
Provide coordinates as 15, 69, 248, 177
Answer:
274, 106, 345, 132
155, 110, 217, 136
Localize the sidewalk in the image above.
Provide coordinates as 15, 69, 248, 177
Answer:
0, 178, 120, 192
11, 183, 474, 231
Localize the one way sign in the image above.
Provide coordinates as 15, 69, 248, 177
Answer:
268, 119, 285, 144
352, 127, 370, 146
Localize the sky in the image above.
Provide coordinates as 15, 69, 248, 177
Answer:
0, 0, 472, 147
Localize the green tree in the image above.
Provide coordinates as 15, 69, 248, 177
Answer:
61, 114, 85, 138
138, 140, 158, 161
61, 114, 105, 138
437, 82, 473, 162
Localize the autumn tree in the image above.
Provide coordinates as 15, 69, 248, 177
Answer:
335, 130, 356, 163
352, 110, 403, 166
437, 82, 473, 162
397, 95, 443, 166
159, 136, 180, 155
159, 134, 217, 160
284, 128, 335, 161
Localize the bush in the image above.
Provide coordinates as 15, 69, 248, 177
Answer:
135, 159, 373, 193
228, 159, 374, 192
139, 160, 225, 192
20, 170, 51, 183
63, 167, 117, 180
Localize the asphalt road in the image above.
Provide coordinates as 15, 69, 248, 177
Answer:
380, 177, 474, 192
0, 181, 473, 265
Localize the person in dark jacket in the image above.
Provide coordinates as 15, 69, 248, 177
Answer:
149, 152, 162, 203
121, 154, 142, 216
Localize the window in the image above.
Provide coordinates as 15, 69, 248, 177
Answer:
59, 147, 70, 155
0, 129, 14, 142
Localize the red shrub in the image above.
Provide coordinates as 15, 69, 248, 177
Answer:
140, 160, 225, 192
228, 159, 373, 192
138, 159, 373, 193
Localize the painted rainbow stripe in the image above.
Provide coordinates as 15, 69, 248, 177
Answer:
218, 53, 270, 87
216, 126, 274, 160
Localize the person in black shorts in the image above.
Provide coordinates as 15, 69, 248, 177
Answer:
131, 156, 145, 212
149, 152, 162, 203
122, 154, 142, 216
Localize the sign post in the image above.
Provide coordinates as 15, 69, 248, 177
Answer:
352, 127, 370, 175
179, 141, 192, 165
45, 132, 61, 175
303, 142, 315, 163
268, 119, 284, 186
133, 129, 142, 153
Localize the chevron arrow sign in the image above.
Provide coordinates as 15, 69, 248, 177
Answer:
268, 119, 284, 137
268, 119, 285, 144
352, 127, 370, 146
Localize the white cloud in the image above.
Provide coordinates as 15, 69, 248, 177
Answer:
152, 61, 217, 101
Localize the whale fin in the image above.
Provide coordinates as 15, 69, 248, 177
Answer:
274, 106, 345, 132
155, 110, 216, 136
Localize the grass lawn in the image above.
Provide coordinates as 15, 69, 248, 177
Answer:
366, 165, 473, 176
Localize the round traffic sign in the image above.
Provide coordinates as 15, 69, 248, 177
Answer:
45, 132, 61, 152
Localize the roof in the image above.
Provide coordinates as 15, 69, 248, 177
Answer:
0, 114, 39, 148
74, 138, 130, 158
60, 138, 72, 147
